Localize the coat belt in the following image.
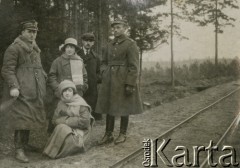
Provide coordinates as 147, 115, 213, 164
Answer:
108, 62, 125, 66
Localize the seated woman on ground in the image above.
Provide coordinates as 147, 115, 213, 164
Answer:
43, 80, 94, 159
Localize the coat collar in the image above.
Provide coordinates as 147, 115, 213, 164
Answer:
14, 35, 41, 53
79, 48, 97, 60
61, 53, 82, 60
112, 34, 128, 44
61, 53, 82, 66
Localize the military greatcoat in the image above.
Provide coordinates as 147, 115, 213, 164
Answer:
95, 34, 143, 116
1, 35, 47, 130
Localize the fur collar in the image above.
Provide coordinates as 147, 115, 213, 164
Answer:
13, 35, 41, 53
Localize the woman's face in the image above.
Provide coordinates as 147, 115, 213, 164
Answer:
62, 88, 74, 100
65, 44, 76, 56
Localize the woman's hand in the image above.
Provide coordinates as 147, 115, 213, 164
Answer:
55, 116, 68, 125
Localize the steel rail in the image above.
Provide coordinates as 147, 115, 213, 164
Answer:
109, 87, 240, 168
199, 112, 240, 168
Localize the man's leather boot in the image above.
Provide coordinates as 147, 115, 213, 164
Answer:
114, 133, 126, 145
15, 148, 29, 163
114, 116, 128, 145
23, 130, 41, 152
98, 132, 114, 145
98, 115, 115, 145
14, 130, 29, 163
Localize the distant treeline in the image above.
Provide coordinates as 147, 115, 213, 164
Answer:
143, 57, 240, 80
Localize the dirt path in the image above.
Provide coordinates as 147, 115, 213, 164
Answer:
0, 80, 239, 168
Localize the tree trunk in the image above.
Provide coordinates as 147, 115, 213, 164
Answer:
170, 0, 175, 87
139, 48, 143, 85
215, 0, 218, 67
74, 0, 79, 39
97, 0, 102, 56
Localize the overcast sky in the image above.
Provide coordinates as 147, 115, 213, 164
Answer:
143, 1, 240, 62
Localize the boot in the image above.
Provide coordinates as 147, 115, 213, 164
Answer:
114, 116, 128, 145
98, 115, 115, 145
15, 148, 29, 163
14, 130, 24, 150
114, 133, 126, 145
98, 132, 114, 145
22, 130, 41, 152
92, 112, 102, 121
14, 130, 29, 163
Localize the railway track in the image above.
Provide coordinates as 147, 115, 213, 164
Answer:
109, 87, 240, 168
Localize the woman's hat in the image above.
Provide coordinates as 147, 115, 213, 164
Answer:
58, 80, 77, 94
59, 38, 80, 52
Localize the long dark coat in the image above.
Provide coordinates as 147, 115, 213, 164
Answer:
78, 49, 101, 111
95, 35, 143, 116
1, 35, 47, 130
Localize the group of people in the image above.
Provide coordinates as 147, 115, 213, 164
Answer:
0, 19, 143, 163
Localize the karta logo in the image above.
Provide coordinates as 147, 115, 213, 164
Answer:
142, 139, 239, 167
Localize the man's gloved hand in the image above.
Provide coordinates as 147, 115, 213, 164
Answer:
125, 85, 135, 96
10, 88, 19, 97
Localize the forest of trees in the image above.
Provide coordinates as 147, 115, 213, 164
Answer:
0, 0, 170, 71
0, 0, 239, 80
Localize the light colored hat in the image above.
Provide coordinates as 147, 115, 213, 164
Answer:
58, 80, 77, 94
59, 38, 80, 52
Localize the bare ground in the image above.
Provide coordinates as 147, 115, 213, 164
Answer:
0, 78, 239, 168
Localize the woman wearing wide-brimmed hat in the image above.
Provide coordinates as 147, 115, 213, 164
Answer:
47, 38, 88, 133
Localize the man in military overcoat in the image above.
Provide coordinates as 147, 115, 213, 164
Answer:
1, 20, 47, 163
96, 19, 143, 145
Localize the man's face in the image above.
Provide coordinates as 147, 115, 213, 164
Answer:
65, 44, 76, 56
22, 29, 37, 42
82, 40, 94, 49
112, 24, 127, 37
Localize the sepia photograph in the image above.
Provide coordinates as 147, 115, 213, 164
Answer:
0, 0, 240, 167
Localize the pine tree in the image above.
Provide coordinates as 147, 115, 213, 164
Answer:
182, 0, 239, 66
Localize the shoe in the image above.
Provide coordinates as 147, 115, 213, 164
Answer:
114, 133, 126, 145
15, 148, 29, 163
98, 133, 114, 145
24, 144, 41, 153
